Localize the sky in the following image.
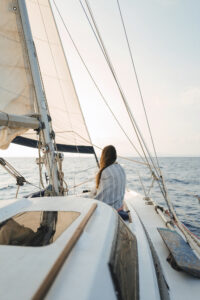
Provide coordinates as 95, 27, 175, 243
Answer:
1, 0, 200, 157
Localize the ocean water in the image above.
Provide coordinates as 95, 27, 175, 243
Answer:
0, 156, 199, 237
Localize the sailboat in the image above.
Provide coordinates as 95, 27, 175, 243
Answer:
0, 0, 200, 299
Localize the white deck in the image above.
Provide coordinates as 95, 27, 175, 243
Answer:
0, 192, 199, 300
0, 197, 117, 300
125, 191, 200, 300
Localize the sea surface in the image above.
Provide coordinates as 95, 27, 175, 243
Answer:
0, 156, 199, 237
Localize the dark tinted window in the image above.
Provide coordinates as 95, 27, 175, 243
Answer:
0, 211, 80, 246
109, 217, 139, 300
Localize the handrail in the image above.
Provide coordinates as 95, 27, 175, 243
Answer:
32, 203, 97, 300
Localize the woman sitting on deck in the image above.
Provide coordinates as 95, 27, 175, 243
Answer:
90, 145, 126, 214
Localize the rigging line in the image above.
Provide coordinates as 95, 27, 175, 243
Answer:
78, 0, 107, 59
68, 177, 94, 190
0, 157, 42, 191
83, 1, 167, 198
83, 0, 160, 178
82, 0, 150, 163
55, 131, 155, 167
74, 165, 97, 174
118, 155, 156, 167
137, 171, 147, 198
160, 172, 200, 252
26, 180, 44, 191
2, 161, 22, 177
91, 141, 159, 169
52, 0, 145, 163
116, 0, 162, 176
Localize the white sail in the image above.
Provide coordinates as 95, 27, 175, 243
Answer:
22, 0, 93, 152
0, 0, 37, 149
0, 0, 93, 153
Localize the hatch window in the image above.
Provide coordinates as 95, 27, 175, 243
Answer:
0, 211, 80, 247
109, 217, 139, 300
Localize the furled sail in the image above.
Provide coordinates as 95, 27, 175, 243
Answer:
17, 0, 93, 154
0, 0, 37, 149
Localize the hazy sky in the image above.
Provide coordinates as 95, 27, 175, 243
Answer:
1, 0, 200, 157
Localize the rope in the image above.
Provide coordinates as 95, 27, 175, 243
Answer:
53, 0, 168, 211
26, 181, 43, 191
80, 1, 168, 204
116, 0, 162, 176
82, 0, 170, 206
0, 157, 43, 195
52, 1, 199, 251
68, 177, 94, 190
52, 0, 146, 163
137, 171, 147, 198
55, 128, 158, 167
74, 165, 97, 174
114, 0, 171, 213
78, 0, 106, 61
146, 177, 156, 197
84, 0, 152, 166
82, 1, 200, 251
159, 170, 200, 253
83, 0, 163, 180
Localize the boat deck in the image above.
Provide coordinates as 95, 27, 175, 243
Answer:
0, 192, 199, 300
125, 190, 200, 300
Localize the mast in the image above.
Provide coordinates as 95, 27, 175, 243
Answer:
18, 0, 61, 195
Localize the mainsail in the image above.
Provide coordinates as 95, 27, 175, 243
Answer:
0, 0, 37, 149
0, 0, 94, 154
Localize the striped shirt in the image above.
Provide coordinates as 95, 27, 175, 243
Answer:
91, 163, 126, 210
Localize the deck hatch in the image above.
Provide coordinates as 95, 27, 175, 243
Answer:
0, 211, 80, 246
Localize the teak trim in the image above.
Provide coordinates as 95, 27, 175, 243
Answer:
32, 203, 97, 300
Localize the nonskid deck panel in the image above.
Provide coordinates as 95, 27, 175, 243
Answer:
158, 228, 200, 278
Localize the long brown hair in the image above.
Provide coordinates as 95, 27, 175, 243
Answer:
96, 145, 117, 188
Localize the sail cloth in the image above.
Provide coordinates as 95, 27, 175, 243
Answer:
0, 0, 94, 154
21, 0, 94, 153
0, 0, 37, 149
